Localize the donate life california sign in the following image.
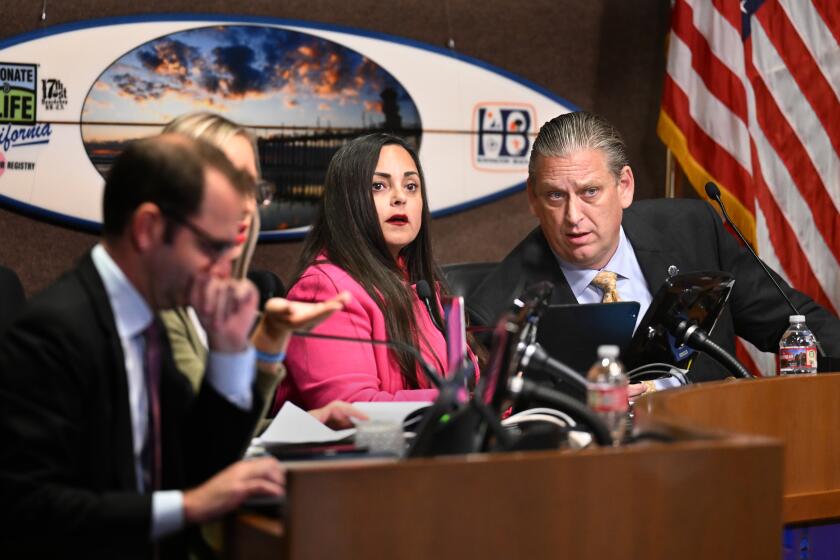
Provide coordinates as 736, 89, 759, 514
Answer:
0, 15, 574, 239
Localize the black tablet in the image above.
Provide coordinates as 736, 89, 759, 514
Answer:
536, 302, 640, 374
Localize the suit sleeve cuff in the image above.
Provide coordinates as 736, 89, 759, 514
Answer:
207, 346, 256, 410
151, 490, 184, 540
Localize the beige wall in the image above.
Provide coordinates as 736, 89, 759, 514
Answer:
0, 0, 672, 294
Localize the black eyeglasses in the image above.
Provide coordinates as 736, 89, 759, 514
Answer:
165, 213, 237, 261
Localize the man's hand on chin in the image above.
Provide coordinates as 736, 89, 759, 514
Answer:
190, 274, 258, 353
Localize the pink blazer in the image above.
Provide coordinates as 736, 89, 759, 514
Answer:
274, 261, 477, 410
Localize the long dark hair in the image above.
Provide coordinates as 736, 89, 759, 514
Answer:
295, 133, 443, 389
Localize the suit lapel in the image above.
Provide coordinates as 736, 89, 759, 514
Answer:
622, 206, 683, 295
525, 229, 577, 305
77, 253, 138, 491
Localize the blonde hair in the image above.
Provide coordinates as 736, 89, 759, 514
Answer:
163, 111, 261, 278
164, 112, 261, 177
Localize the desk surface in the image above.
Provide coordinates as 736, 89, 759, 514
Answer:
635, 372, 840, 524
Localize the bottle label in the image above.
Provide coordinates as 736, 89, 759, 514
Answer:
779, 346, 818, 371
587, 384, 629, 413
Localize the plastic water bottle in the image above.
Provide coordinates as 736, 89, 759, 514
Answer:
779, 315, 818, 375
586, 345, 629, 445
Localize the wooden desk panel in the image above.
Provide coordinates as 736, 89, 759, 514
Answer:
227, 438, 782, 560
635, 373, 840, 524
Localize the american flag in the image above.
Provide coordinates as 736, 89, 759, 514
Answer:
658, 0, 840, 375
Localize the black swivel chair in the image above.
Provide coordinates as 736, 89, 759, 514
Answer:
442, 262, 498, 299
0, 265, 26, 333
247, 269, 286, 311
441, 262, 498, 326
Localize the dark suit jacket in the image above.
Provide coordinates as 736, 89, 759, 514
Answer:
0, 253, 263, 559
470, 198, 840, 381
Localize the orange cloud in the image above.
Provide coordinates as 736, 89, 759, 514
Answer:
364, 100, 383, 113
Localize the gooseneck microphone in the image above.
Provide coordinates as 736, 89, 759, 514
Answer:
672, 319, 753, 379
705, 182, 800, 315
293, 330, 445, 389
507, 376, 613, 446
704, 181, 826, 357
518, 342, 590, 392
415, 280, 445, 335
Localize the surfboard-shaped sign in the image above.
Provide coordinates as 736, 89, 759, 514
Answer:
0, 15, 575, 238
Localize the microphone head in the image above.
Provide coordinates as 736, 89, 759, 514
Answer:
415, 279, 433, 299
704, 181, 721, 201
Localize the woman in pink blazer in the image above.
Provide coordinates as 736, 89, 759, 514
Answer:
274, 133, 481, 411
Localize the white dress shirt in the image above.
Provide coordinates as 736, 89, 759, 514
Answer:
91, 244, 256, 540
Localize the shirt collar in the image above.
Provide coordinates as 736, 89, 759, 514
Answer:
91, 243, 153, 340
555, 227, 633, 298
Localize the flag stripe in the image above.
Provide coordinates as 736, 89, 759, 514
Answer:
780, 0, 840, 101
665, 33, 753, 176
693, 0, 747, 78
744, 75, 838, 313
657, 110, 757, 244
752, 158, 837, 314
738, 337, 777, 376
757, 1, 840, 192
661, 75, 754, 213
709, 0, 742, 35
748, 67, 840, 260
745, 35, 840, 287
672, 2, 749, 122
754, 199, 791, 287
809, 0, 840, 73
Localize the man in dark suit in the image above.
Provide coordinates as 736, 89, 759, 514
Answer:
0, 134, 284, 558
470, 111, 840, 385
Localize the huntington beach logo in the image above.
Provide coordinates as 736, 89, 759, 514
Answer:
0, 62, 37, 124
473, 103, 534, 170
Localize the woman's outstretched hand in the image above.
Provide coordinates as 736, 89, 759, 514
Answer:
261, 291, 351, 338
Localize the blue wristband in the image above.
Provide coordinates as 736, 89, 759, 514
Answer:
256, 349, 286, 363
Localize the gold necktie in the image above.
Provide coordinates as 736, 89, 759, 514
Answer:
591, 270, 621, 303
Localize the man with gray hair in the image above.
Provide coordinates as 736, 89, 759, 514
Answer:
470, 111, 839, 385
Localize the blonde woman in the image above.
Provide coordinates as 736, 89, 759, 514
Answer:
160, 112, 364, 428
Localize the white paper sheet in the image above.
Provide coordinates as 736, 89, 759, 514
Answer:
256, 401, 432, 445
258, 402, 355, 444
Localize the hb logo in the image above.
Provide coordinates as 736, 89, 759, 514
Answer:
476, 106, 531, 160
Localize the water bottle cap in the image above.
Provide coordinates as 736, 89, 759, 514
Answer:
597, 345, 620, 359
789, 315, 806, 323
